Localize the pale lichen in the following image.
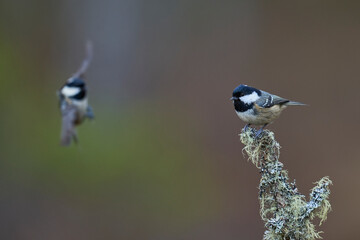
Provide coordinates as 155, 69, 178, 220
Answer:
239, 128, 332, 240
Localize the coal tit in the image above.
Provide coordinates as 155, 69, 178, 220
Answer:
58, 42, 94, 146
231, 84, 305, 136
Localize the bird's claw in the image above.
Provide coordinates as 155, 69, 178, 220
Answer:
255, 129, 264, 138
255, 124, 267, 139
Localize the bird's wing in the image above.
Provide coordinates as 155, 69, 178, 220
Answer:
86, 105, 95, 119
60, 102, 77, 146
255, 91, 289, 108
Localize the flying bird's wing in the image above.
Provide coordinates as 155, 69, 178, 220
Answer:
255, 91, 289, 108
60, 102, 78, 146
86, 105, 95, 119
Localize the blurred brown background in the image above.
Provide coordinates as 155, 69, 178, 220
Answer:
0, 1, 359, 239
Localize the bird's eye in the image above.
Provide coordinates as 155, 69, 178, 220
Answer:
239, 93, 244, 97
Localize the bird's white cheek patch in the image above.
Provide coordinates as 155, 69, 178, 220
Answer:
61, 86, 80, 97
240, 91, 260, 104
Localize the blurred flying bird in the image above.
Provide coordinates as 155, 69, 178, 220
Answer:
58, 41, 94, 146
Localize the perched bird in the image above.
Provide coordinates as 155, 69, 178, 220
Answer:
231, 84, 305, 137
58, 42, 94, 146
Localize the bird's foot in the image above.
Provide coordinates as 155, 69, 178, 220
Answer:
255, 129, 264, 138
243, 124, 250, 132
255, 124, 267, 138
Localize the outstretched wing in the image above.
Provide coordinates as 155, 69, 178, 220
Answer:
60, 102, 77, 146
255, 91, 289, 108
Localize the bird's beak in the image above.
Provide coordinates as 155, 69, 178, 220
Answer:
230, 97, 237, 101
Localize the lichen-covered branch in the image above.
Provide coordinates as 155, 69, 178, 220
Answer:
240, 128, 332, 240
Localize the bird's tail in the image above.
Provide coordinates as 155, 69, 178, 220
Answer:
285, 101, 306, 106
70, 40, 93, 80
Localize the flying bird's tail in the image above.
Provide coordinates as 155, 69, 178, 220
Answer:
69, 40, 93, 80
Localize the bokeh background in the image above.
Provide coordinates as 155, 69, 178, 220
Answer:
1, 1, 359, 239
